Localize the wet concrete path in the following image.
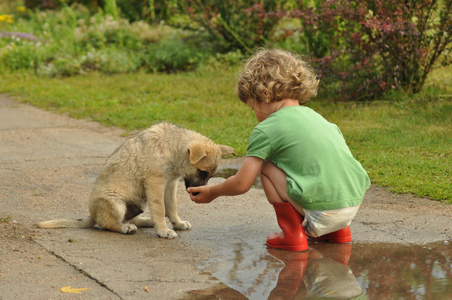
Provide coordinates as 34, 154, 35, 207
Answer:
1, 95, 451, 299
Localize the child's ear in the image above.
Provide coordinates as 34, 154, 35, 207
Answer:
218, 145, 235, 157
262, 88, 271, 103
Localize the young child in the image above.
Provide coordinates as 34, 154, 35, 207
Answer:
188, 49, 370, 251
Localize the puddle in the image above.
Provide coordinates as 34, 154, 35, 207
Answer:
201, 167, 452, 299
185, 240, 452, 299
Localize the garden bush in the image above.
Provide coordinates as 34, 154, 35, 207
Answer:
1, 0, 450, 100
261, 0, 452, 100
0, 3, 212, 75
180, 0, 451, 100
177, 0, 289, 53
141, 37, 206, 73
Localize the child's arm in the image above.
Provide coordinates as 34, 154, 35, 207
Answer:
188, 156, 264, 203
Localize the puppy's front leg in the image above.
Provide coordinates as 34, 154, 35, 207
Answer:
165, 180, 191, 230
145, 179, 177, 239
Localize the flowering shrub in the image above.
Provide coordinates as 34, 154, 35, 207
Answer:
74, 15, 142, 48
0, 5, 211, 75
0, 14, 14, 24
260, 0, 452, 100
182, 0, 451, 100
0, 38, 39, 71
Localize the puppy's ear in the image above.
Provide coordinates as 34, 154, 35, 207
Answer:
188, 142, 207, 165
218, 145, 235, 157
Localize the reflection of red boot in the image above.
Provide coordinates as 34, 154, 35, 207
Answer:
267, 249, 308, 299
309, 226, 352, 244
310, 243, 353, 266
266, 202, 309, 252
331, 243, 352, 266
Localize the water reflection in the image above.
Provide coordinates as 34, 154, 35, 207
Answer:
207, 166, 452, 299
186, 241, 452, 299
351, 242, 452, 299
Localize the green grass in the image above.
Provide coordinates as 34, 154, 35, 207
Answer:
310, 99, 451, 200
0, 68, 257, 155
0, 67, 451, 201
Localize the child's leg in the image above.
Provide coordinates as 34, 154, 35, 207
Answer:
260, 161, 305, 215
260, 161, 308, 251
261, 161, 357, 244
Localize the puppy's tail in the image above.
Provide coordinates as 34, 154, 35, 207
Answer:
36, 216, 95, 229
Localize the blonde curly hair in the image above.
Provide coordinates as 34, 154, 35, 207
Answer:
236, 49, 319, 105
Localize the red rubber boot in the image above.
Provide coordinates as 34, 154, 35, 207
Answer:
309, 226, 352, 244
266, 202, 309, 252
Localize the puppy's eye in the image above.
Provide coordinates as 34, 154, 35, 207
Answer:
198, 170, 209, 180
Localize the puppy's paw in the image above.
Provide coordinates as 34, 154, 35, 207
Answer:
174, 220, 192, 231
121, 224, 138, 234
157, 228, 178, 239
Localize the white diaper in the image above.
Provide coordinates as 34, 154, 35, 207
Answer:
302, 205, 360, 237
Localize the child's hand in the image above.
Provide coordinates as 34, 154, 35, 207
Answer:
188, 185, 214, 203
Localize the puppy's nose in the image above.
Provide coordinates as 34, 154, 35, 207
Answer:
192, 192, 199, 196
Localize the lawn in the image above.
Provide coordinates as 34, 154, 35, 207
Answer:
0, 66, 451, 201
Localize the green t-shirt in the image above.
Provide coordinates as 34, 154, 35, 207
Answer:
246, 106, 370, 210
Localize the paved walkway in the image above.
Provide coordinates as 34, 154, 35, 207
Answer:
0, 95, 451, 299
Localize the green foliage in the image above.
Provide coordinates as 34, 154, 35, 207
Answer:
264, 0, 452, 100
115, 0, 178, 22
177, 0, 286, 53
0, 38, 39, 71
2, 1, 450, 99
178, 0, 452, 99
0, 4, 212, 75
103, 0, 118, 20
141, 36, 212, 72
201, 50, 245, 70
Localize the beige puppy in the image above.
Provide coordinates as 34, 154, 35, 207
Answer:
37, 122, 234, 238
